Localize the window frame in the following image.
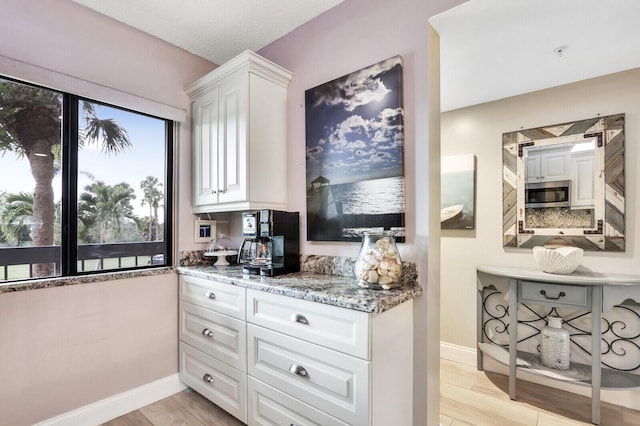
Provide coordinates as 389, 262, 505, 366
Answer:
0, 75, 173, 281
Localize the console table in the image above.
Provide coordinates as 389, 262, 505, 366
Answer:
476, 265, 640, 425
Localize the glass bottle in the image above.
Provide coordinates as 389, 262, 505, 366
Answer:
354, 232, 402, 290
540, 315, 570, 370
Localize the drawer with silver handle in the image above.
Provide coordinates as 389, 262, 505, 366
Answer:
247, 324, 369, 426
179, 342, 247, 423
179, 275, 246, 319
246, 289, 370, 359
248, 376, 349, 426
519, 281, 590, 308
179, 301, 246, 371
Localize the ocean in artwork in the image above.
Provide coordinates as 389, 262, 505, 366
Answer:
307, 176, 405, 241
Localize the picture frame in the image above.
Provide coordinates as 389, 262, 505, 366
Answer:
305, 56, 406, 242
194, 219, 216, 243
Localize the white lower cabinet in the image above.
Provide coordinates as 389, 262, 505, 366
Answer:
247, 324, 369, 425
180, 342, 247, 422
248, 376, 349, 426
178, 276, 414, 426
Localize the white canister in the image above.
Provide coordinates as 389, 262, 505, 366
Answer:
541, 315, 571, 370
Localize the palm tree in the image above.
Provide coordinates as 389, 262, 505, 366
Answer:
0, 78, 131, 276
0, 192, 33, 246
78, 181, 137, 243
140, 176, 163, 241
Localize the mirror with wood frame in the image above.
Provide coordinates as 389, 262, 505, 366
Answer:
503, 114, 625, 251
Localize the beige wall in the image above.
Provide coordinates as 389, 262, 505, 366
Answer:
441, 68, 640, 349
0, 1, 214, 424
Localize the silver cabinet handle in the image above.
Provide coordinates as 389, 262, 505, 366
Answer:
202, 328, 214, 337
218, 188, 226, 194
204, 291, 216, 299
291, 313, 309, 325
289, 364, 308, 377
211, 189, 218, 194
203, 373, 213, 383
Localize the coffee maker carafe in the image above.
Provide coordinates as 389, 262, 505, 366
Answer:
238, 210, 299, 276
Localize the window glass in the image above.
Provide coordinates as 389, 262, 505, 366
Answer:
76, 102, 167, 272
0, 77, 171, 283
0, 77, 63, 281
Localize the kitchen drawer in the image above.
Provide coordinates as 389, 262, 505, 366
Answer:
248, 377, 349, 426
247, 324, 369, 426
179, 342, 247, 423
179, 301, 246, 371
246, 289, 370, 359
180, 274, 246, 319
519, 281, 590, 308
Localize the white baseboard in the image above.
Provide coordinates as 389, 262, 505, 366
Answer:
35, 374, 186, 426
440, 341, 477, 366
441, 341, 640, 412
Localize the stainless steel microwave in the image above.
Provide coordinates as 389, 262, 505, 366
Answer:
525, 180, 571, 208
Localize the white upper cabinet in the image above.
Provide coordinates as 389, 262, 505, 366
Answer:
186, 51, 293, 213
525, 148, 571, 183
571, 151, 596, 208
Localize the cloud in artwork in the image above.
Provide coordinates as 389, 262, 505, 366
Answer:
311, 56, 402, 112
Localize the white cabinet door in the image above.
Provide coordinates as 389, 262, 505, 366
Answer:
217, 74, 248, 204
525, 155, 541, 183
192, 89, 220, 206
248, 377, 349, 426
247, 324, 369, 426
540, 150, 570, 181
179, 342, 247, 423
571, 153, 595, 208
246, 289, 370, 359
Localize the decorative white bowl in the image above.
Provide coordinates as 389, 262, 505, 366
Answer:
533, 246, 583, 274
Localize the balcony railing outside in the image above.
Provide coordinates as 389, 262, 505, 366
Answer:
0, 242, 165, 282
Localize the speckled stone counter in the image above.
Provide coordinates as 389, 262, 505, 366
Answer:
177, 264, 422, 314
0, 267, 174, 294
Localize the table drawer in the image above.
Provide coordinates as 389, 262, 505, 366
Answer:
179, 301, 246, 371
247, 324, 369, 426
180, 274, 246, 319
179, 342, 247, 423
246, 289, 370, 359
248, 377, 349, 426
520, 281, 590, 308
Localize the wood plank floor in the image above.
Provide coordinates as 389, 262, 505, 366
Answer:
102, 359, 640, 425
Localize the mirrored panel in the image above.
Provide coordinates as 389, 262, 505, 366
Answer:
503, 114, 625, 251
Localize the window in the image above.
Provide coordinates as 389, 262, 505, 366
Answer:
0, 76, 172, 282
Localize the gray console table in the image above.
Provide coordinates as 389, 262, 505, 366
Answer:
476, 265, 640, 425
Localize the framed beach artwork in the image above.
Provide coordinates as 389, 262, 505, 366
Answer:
441, 153, 476, 230
305, 56, 405, 242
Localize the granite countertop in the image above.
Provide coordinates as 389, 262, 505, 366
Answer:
177, 265, 422, 314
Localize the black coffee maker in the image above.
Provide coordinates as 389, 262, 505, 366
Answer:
238, 210, 299, 277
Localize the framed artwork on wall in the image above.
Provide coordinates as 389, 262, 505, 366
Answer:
441, 153, 476, 230
305, 56, 405, 242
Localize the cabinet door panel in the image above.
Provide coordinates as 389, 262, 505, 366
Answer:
248, 377, 349, 426
179, 301, 247, 371
248, 325, 369, 425
179, 342, 247, 423
218, 75, 248, 204
247, 289, 370, 359
180, 274, 246, 320
193, 90, 219, 206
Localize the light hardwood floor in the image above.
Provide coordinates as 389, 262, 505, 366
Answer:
102, 359, 640, 426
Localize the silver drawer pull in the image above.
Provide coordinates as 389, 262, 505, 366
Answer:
203, 373, 214, 383
289, 364, 308, 377
540, 290, 566, 300
204, 291, 216, 299
202, 328, 214, 337
291, 313, 309, 325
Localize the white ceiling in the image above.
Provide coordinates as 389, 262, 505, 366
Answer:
430, 0, 640, 111
72, 0, 640, 112
71, 0, 344, 65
